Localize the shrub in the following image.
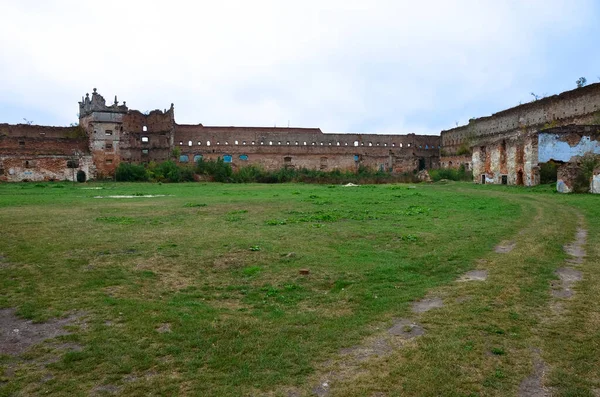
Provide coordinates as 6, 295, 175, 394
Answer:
456, 144, 472, 156
115, 163, 148, 182
540, 161, 558, 184
429, 164, 472, 182
149, 160, 193, 183
572, 154, 599, 193
196, 157, 233, 182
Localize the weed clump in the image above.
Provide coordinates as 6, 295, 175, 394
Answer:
429, 164, 473, 182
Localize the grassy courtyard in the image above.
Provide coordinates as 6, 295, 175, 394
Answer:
0, 181, 598, 396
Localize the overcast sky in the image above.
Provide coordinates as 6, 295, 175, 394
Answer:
0, 0, 598, 135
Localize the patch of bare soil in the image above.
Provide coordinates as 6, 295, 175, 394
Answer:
156, 323, 172, 333
339, 337, 392, 362
551, 224, 587, 299
123, 370, 158, 383
411, 297, 444, 313
0, 309, 82, 356
564, 228, 587, 265
0, 254, 10, 269
495, 240, 516, 254
457, 269, 488, 282
387, 318, 425, 339
551, 268, 583, 298
304, 319, 425, 396
518, 349, 549, 397
90, 384, 121, 396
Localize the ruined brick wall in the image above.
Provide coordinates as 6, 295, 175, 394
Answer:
442, 83, 600, 184
81, 112, 125, 178
538, 125, 600, 163
174, 126, 440, 172
471, 131, 539, 186
1, 88, 441, 180
0, 155, 95, 182
120, 108, 175, 165
439, 155, 472, 170
540, 125, 600, 193
442, 83, 600, 154
592, 167, 600, 194
0, 124, 93, 182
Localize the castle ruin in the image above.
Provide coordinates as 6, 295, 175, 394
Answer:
0, 89, 440, 181
1, 84, 600, 192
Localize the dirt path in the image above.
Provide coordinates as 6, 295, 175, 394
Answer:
273, 192, 591, 397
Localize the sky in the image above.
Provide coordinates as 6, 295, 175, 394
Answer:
0, 0, 599, 135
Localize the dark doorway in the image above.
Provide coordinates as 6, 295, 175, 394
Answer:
501, 175, 508, 185
418, 158, 426, 171
517, 170, 524, 186
540, 161, 558, 184
481, 174, 486, 184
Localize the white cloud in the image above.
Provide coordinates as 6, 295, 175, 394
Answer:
0, 0, 597, 133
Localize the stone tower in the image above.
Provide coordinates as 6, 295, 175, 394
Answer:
79, 88, 129, 177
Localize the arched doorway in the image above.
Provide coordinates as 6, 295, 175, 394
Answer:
517, 170, 524, 186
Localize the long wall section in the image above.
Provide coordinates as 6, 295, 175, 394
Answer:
440, 83, 600, 185
174, 125, 440, 173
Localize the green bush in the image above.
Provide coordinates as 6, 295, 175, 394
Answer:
429, 164, 472, 182
572, 154, 599, 193
456, 144, 472, 156
540, 161, 558, 184
196, 158, 233, 182
115, 163, 148, 182
147, 160, 194, 183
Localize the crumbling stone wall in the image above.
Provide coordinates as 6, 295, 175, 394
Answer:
538, 125, 600, 163
0, 155, 95, 182
174, 126, 440, 173
441, 83, 600, 184
0, 123, 92, 182
542, 125, 600, 193
592, 167, 600, 194
0, 88, 441, 180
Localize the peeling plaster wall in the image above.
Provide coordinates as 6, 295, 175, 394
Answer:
592, 169, 600, 194
541, 126, 600, 194
0, 123, 93, 181
471, 131, 538, 186
0, 155, 94, 182
440, 83, 600, 183
538, 131, 600, 163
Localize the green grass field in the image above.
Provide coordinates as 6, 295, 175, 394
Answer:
0, 181, 598, 396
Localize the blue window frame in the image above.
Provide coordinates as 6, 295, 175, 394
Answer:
179, 155, 189, 163
239, 154, 248, 161
223, 155, 232, 163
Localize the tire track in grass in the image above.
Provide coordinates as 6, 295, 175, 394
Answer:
276, 192, 562, 397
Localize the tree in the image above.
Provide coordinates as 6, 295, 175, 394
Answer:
576, 77, 587, 88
